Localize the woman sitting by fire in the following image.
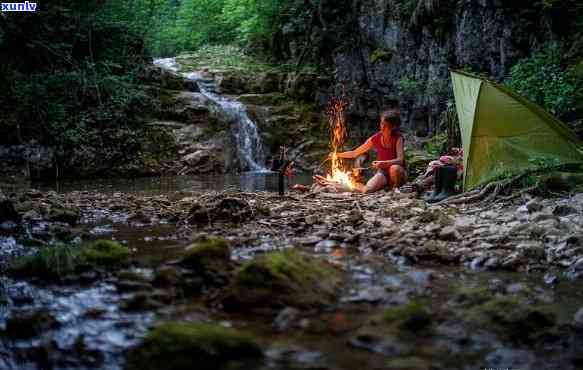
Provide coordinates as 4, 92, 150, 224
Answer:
334, 110, 406, 193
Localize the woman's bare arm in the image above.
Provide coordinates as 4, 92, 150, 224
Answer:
336, 138, 373, 159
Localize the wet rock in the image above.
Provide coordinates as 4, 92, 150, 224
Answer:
516, 242, 545, 260
573, 307, 583, 328
273, 307, 301, 331
384, 357, 431, 370
153, 266, 182, 286
160, 69, 199, 92
341, 286, 386, 303
47, 205, 81, 226
5, 309, 59, 338
438, 226, 460, 241
121, 291, 169, 311
297, 236, 322, 246
526, 199, 543, 213
314, 239, 339, 251
381, 301, 433, 333
6, 281, 35, 305
181, 237, 231, 277
126, 322, 263, 370
350, 301, 432, 356
187, 202, 210, 224
115, 280, 154, 293
553, 204, 578, 216
221, 249, 341, 311
467, 296, 556, 343
284, 72, 319, 101
484, 348, 536, 370
188, 197, 257, 224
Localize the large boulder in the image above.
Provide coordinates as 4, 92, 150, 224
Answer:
221, 249, 342, 311
215, 72, 250, 94
181, 238, 232, 277
158, 91, 218, 124
125, 322, 263, 370
160, 69, 200, 92
251, 72, 285, 94
284, 73, 319, 102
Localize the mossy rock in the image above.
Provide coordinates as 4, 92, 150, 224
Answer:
222, 249, 341, 310
125, 322, 263, 370
467, 296, 556, 343
237, 93, 287, 106
47, 205, 81, 225
452, 286, 493, 307
82, 240, 130, 267
382, 301, 433, 335
181, 238, 231, 275
385, 357, 431, 370
7, 243, 81, 280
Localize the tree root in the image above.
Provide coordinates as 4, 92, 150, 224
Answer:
435, 173, 532, 206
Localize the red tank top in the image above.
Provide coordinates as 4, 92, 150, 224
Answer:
370, 132, 402, 161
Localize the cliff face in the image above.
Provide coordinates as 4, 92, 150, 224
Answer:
280, 0, 552, 141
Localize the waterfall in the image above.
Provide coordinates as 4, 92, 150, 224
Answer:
154, 58, 267, 172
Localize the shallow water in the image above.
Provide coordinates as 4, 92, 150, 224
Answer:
2, 175, 583, 370
25, 173, 313, 195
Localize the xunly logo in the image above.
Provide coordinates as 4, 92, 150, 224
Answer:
1, 2, 37, 12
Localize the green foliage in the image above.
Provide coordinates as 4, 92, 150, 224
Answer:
0, 0, 157, 175
369, 48, 393, 64
506, 45, 579, 118
426, 132, 447, 157
397, 77, 423, 98
143, 0, 288, 57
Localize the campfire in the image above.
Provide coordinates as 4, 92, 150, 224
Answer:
313, 94, 360, 191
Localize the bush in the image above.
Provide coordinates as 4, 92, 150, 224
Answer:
506, 45, 579, 119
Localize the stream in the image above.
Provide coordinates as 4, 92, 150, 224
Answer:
2, 176, 583, 370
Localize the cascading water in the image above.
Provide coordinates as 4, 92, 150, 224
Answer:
154, 58, 267, 172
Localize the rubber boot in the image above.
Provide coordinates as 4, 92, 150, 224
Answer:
424, 168, 442, 202
427, 165, 457, 203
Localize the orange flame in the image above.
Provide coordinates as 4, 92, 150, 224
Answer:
325, 94, 355, 189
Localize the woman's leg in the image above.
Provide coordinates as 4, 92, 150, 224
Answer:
362, 171, 387, 193
389, 165, 407, 189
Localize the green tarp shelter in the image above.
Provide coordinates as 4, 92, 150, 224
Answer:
451, 70, 583, 190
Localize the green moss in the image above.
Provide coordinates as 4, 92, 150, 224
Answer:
117, 270, 150, 283
47, 205, 81, 225
181, 238, 231, 274
385, 357, 431, 370
382, 301, 433, 334
452, 287, 492, 307
8, 243, 81, 280
82, 240, 130, 267
125, 322, 263, 370
224, 249, 341, 310
468, 296, 556, 343
370, 48, 393, 64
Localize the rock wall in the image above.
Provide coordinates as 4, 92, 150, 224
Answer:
280, 0, 552, 142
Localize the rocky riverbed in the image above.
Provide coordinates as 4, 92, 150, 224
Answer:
2, 185, 583, 369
